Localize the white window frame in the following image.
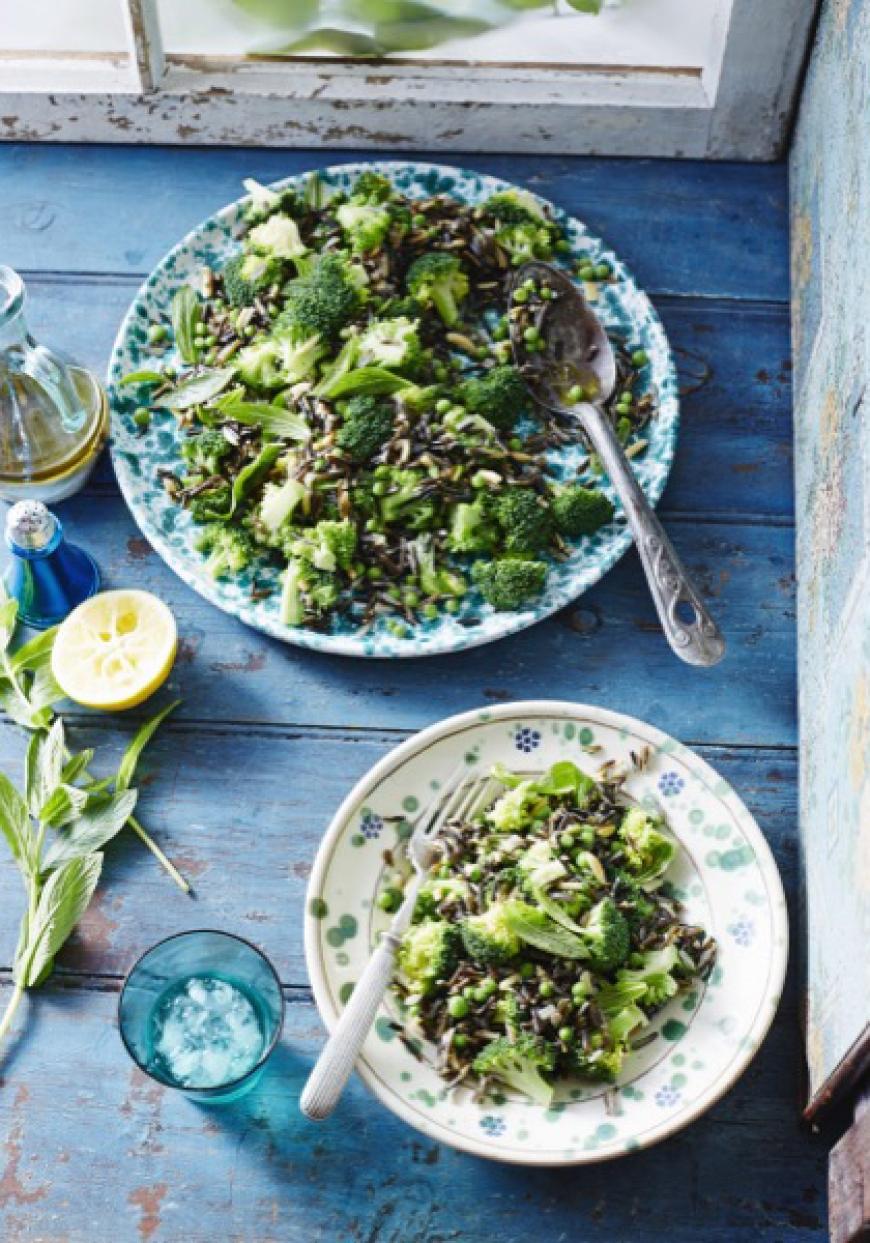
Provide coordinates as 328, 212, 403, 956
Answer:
0, 0, 818, 160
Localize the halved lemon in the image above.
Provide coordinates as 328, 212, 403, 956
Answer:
51, 589, 177, 711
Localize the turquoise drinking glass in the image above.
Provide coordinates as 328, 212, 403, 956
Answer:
118, 930, 284, 1104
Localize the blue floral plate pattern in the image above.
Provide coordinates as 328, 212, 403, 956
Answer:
108, 162, 679, 658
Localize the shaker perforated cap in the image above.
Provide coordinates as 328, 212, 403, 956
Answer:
6, 500, 57, 551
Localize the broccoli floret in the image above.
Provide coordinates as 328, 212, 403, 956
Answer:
618, 807, 677, 888
235, 338, 284, 390
193, 524, 254, 579
460, 365, 529, 433
290, 518, 357, 573
279, 558, 341, 626
567, 1044, 626, 1084
242, 177, 298, 224
483, 188, 549, 225
483, 190, 557, 264
188, 483, 231, 523
447, 497, 499, 555
581, 897, 630, 971
495, 487, 552, 554
336, 201, 392, 254
406, 253, 469, 328
221, 252, 281, 308
335, 394, 396, 463
516, 839, 567, 890
247, 213, 308, 263
357, 317, 423, 373
272, 327, 327, 384
279, 253, 362, 341
180, 429, 231, 478
378, 469, 437, 529
256, 476, 309, 538
486, 779, 539, 832
350, 170, 394, 203
460, 901, 521, 966
551, 484, 615, 538
472, 1034, 555, 1107
397, 920, 461, 995
472, 559, 547, 611
414, 535, 467, 599
413, 875, 469, 921
613, 945, 682, 1009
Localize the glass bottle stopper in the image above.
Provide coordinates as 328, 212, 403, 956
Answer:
4, 501, 100, 629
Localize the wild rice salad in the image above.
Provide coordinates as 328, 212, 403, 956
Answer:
382, 759, 715, 1105
122, 170, 657, 637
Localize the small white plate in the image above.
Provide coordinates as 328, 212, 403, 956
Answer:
304, 701, 788, 1164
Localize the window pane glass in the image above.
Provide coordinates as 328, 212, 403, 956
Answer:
3, 0, 128, 54
159, 0, 723, 70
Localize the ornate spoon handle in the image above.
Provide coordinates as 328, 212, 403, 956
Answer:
577, 402, 726, 667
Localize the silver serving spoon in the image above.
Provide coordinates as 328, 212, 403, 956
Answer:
509, 260, 725, 668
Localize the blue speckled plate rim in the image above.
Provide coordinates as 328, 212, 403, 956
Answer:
107, 160, 679, 659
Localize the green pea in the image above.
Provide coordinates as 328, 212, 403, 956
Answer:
558, 1026, 574, 1044
466, 864, 483, 882
472, 986, 488, 1004
519, 962, 535, 979
571, 981, 588, 1000
372, 480, 388, 497
523, 277, 536, 291
595, 263, 612, 280
364, 518, 379, 532
579, 265, 596, 281
161, 364, 176, 380
445, 599, 460, 614
541, 285, 554, 300
579, 826, 596, 848
412, 213, 427, 228
453, 1033, 469, 1049
566, 384, 584, 404
462, 986, 476, 1000
523, 326, 540, 344
555, 238, 571, 253
435, 398, 452, 415
377, 888, 401, 913
492, 321, 508, 342
631, 348, 649, 367
448, 994, 469, 1020
512, 288, 529, 304
422, 603, 439, 620
387, 620, 408, 639
132, 407, 151, 429
313, 457, 327, 471
374, 463, 391, 478
539, 980, 555, 999
559, 831, 576, 849
147, 323, 168, 345
479, 977, 498, 998
244, 324, 256, 338
204, 334, 217, 348
508, 437, 523, 452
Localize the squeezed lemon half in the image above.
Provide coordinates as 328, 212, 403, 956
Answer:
51, 589, 177, 711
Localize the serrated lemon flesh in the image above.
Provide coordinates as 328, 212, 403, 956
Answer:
51, 589, 177, 711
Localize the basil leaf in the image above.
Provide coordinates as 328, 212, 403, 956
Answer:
0, 771, 32, 872
39, 783, 89, 830
504, 902, 589, 959
264, 27, 385, 56
14, 853, 103, 988
10, 627, 58, 674
42, 790, 138, 871
171, 286, 201, 365
319, 366, 411, 400
118, 370, 165, 387
154, 367, 237, 412
231, 443, 283, 514
216, 396, 311, 442
116, 701, 180, 793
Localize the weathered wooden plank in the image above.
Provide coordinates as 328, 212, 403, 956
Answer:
27, 491, 795, 747
790, 0, 870, 1115
23, 275, 794, 520
0, 144, 789, 301
0, 727, 799, 984
0, 977, 826, 1243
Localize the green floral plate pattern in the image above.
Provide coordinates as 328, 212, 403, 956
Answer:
305, 701, 788, 1164
108, 161, 679, 658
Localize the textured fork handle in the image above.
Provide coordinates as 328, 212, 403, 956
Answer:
300, 932, 400, 1121
577, 402, 726, 667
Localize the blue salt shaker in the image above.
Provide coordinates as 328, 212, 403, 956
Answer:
4, 501, 100, 629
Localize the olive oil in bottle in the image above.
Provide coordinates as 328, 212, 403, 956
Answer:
0, 266, 108, 504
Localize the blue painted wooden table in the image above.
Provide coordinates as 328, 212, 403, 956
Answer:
0, 144, 828, 1241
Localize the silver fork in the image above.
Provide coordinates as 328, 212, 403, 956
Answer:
300, 763, 492, 1122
